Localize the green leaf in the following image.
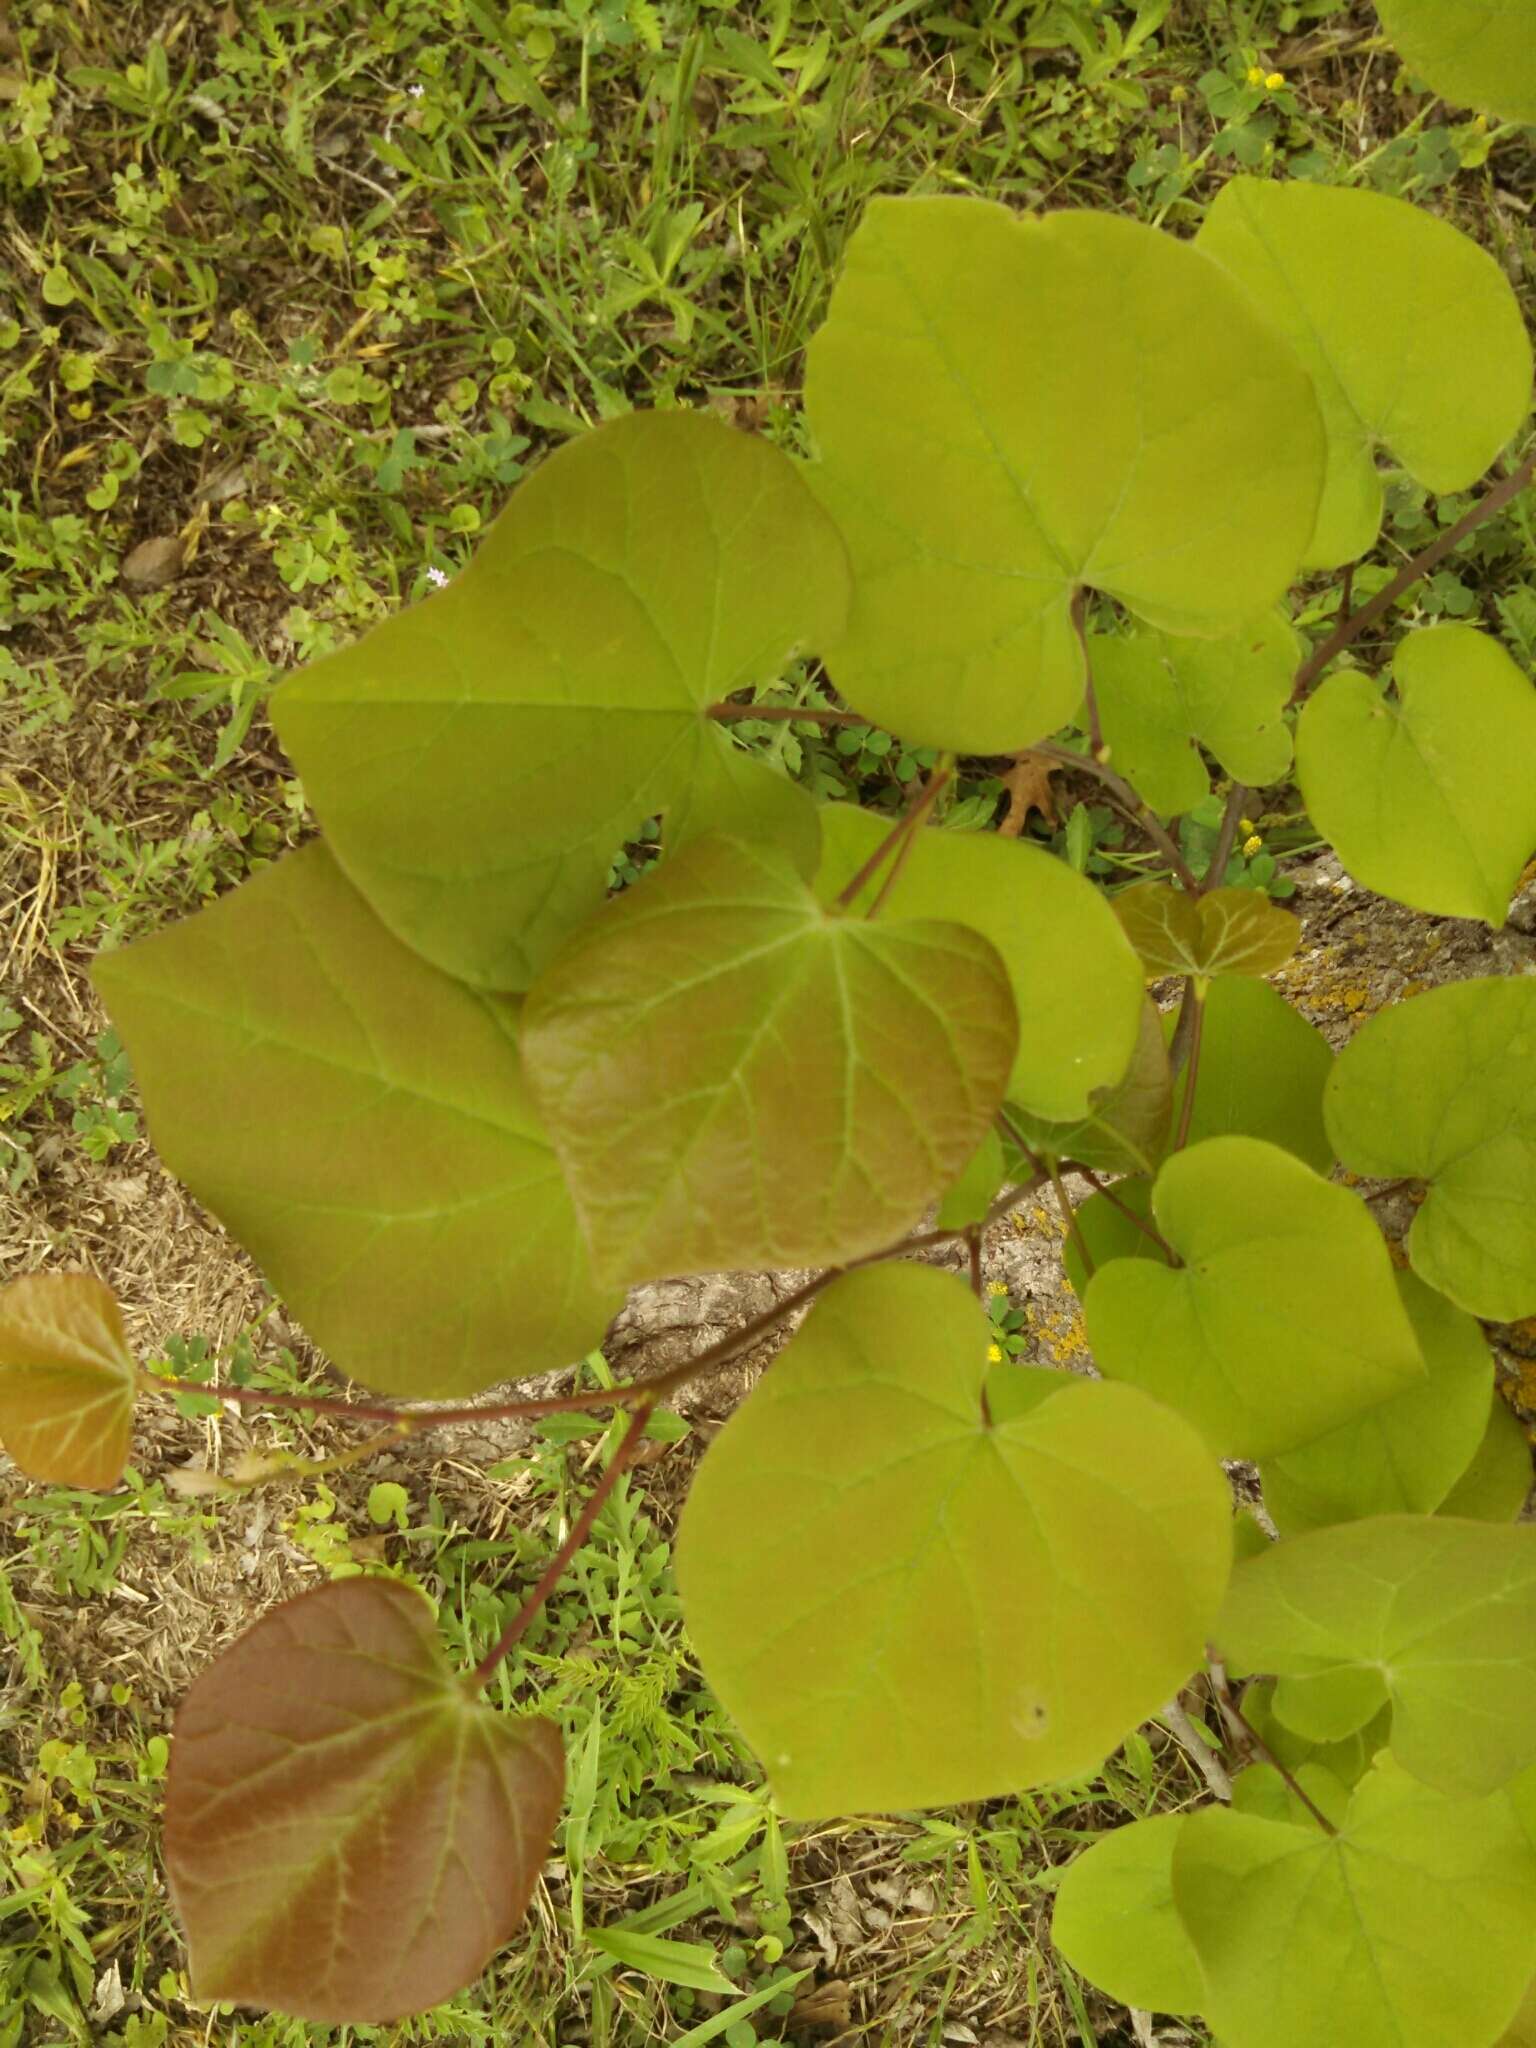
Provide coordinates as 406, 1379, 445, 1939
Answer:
272, 410, 849, 989
1084, 1136, 1424, 1459
0, 1272, 137, 1490
1165, 974, 1333, 1174
1172, 1755, 1536, 2048
1240, 1677, 1391, 1792
668, 732, 822, 882
1050, 1814, 1204, 2017
1258, 1266, 1492, 1534
936, 1128, 1005, 1230
1296, 624, 1536, 926
522, 832, 1016, 1290
675, 1264, 1231, 1817
1006, 995, 1172, 1176
1439, 1398, 1533, 1523
1113, 882, 1299, 979
92, 841, 620, 1399
815, 802, 1143, 1121
1376, 0, 1536, 124
801, 195, 1324, 754
1196, 178, 1532, 568
1088, 612, 1299, 816
586, 1928, 733, 1993
1324, 976, 1536, 1321
1229, 1758, 1351, 1831
164, 1579, 565, 2023
1062, 1175, 1160, 1296
1218, 1514, 1536, 1798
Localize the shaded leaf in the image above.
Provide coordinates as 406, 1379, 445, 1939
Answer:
1084, 1136, 1425, 1458
1089, 612, 1298, 816
802, 196, 1324, 753
1114, 881, 1299, 979
0, 1271, 136, 1489
92, 840, 620, 1399
936, 1128, 1005, 1231
1376, 0, 1536, 124
522, 832, 1016, 1289
1324, 976, 1536, 1320
1240, 1677, 1391, 1792
1218, 1514, 1536, 1797
1005, 995, 1172, 1176
1197, 178, 1531, 567
1164, 974, 1332, 1173
1051, 1814, 1203, 2017
164, 1578, 565, 2023
815, 803, 1142, 1122
1229, 1758, 1350, 1831
1259, 1266, 1492, 1534
1438, 1397, 1533, 1523
676, 1264, 1230, 1816
1298, 624, 1536, 927
273, 410, 849, 989
1172, 1755, 1536, 2048
1062, 1175, 1160, 1297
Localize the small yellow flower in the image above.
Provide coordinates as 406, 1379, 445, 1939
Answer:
1265, 71, 1286, 89
1243, 833, 1264, 857
1246, 65, 1265, 85
988, 1280, 1008, 1297
1239, 817, 1255, 835
987, 1343, 1003, 1363
1170, 83, 1187, 102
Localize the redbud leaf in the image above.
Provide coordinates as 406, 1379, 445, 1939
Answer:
1085, 1136, 1424, 1459
1324, 976, 1536, 1321
164, 1578, 565, 2024
1113, 882, 1299, 979
1051, 1814, 1203, 2017
1164, 975, 1334, 1173
675, 1263, 1231, 1817
1376, 0, 1536, 125
92, 840, 621, 1399
521, 833, 1017, 1289
0, 1271, 136, 1489
802, 196, 1324, 753
1218, 1515, 1536, 1797
1006, 995, 1172, 1176
273, 410, 848, 989
1197, 178, 1531, 567
1438, 1397, 1533, 1523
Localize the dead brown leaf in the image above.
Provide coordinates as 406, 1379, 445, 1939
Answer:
119, 535, 187, 589
790, 1978, 855, 2033
998, 750, 1058, 837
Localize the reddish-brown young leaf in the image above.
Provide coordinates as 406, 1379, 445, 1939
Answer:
0, 1271, 137, 1488
164, 1578, 565, 2023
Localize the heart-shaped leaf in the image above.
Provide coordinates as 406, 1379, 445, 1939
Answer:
814, 802, 1143, 1122
521, 832, 1018, 1289
1240, 1677, 1392, 1793
1113, 882, 1300, 980
1376, 0, 1536, 124
1088, 612, 1299, 817
164, 1578, 565, 2023
675, 1263, 1231, 1817
0, 1271, 136, 1489
1218, 1514, 1536, 1798
1197, 178, 1531, 567
92, 840, 621, 1399
1439, 1398, 1533, 1523
1005, 995, 1172, 1176
1298, 625, 1536, 926
1324, 976, 1536, 1320
1259, 1266, 1493, 1535
1084, 1136, 1425, 1459
801, 195, 1324, 753
1172, 1755, 1536, 2048
1164, 973, 1333, 1172
1051, 1814, 1204, 2017
272, 409, 848, 989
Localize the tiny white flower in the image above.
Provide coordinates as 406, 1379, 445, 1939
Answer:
407, 83, 425, 99
425, 566, 449, 588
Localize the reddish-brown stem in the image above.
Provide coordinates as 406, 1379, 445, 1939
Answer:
1288, 445, 1536, 705
1201, 782, 1249, 896
465, 1404, 654, 1690
1047, 1154, 1094, 1280
835, 766, 952, 912
1363, 1176, 1417, 1203
1171, 980, 1206, 1152
707, 700, 865, 727
966, 1228, 983, 1298
1214, 1684, 1337, 1836
1034, 743, 1200, 893
1066, 1164, 1177, 1263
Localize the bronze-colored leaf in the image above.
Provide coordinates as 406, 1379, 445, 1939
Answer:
0, 1271, 137, 1488
1114, 881, 1299, 980
164, 1578, 565, 2023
